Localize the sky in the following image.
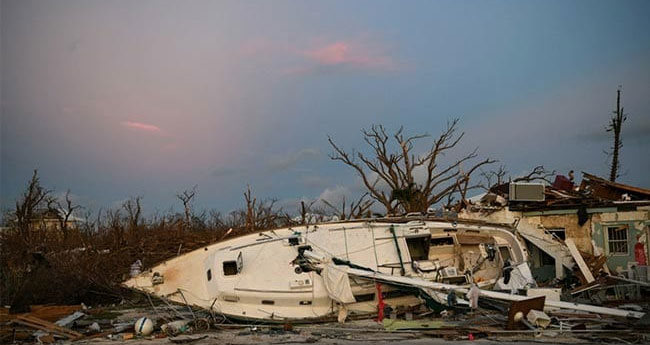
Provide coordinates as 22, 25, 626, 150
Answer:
2, 0, 649, 216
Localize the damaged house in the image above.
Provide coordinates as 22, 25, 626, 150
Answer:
461, 172, 650, 283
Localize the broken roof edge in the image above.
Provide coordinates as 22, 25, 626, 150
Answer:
582, 171, 650, 198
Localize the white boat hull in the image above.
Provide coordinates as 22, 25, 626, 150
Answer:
124, 219, 528, 322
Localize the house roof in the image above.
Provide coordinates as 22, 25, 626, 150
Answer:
581, 172, 650, 201
483, 172, 650, 212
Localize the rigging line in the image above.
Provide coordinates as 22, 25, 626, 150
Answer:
304, 238, 337, 258
145, 292, 172, 323
158, 294, 190, 320
343, 226, 350, 260
343, 240, 393, 256
177, 289, 197, 321
234, 237, 267, 289
305, 230, 393, 259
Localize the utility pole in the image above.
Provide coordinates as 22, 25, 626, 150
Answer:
607, 87, 626, 182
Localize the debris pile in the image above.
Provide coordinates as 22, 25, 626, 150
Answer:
3, 291, 650, 344
2, 171, 649, 343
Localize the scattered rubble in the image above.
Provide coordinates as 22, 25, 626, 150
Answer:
2, 290, 650, 344
2, 171, 649, 343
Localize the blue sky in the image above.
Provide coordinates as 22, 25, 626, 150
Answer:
2, 0, 649, 215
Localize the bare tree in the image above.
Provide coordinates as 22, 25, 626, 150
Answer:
122, 196, 142, 231
321, 193, 374, 220
55, 190, 83, 240
448, 165, 488, 211
11, 170, 56, 244
479, 165, 556, 192
328, 120, 495, 214
297, 200, 317, 225
241, 185, 286, 232
176, 185, 197, 232
512, 165, 556, 184
479, 165, 509, 191
104, 208, 125, 246
607, 87, 626, 182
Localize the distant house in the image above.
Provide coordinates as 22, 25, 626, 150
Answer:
460, 172, 650, 282
28, 208, 85, 234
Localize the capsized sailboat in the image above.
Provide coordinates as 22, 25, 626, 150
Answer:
124, 217, 531, 322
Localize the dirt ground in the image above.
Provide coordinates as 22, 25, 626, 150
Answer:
74, 328, 593, 345
70, 314, 606, 345
6, 304, 648, 344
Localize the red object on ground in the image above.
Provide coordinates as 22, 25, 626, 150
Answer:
635, 241, 647, 265
376, 283, 384, 322
468, 333, 474, 341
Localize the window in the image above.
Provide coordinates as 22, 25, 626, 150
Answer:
548, 228, 566, 241
222, 252, 243, 276
223, 261, 238, 276
499, 246, 512, 263
353, 293, 375, 302
406, 236, 430, 260
206, 269, 212, 281
430, 237, 454, 246
607, 225, 629, 255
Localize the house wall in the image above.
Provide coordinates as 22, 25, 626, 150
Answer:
591, 210, 650, 273
460, 206, 650, 275
525, 213, 593, 254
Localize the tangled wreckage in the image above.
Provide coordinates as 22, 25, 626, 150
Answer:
124, 216, 644, 323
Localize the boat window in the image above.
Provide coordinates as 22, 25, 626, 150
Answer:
406, 237, 430, 261
499, 246, 512, 262
383, 289, 414, 299
353, 293, 375, 302
223, 261, 238, 276
207, 269, 212, 281
261, 300, 275, 305
430, 237, 454, 246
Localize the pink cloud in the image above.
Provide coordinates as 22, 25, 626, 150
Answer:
121, 121, 163, 133
302, 40, 397, 71
305, 42, 350, 65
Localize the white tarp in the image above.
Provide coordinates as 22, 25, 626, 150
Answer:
494, 262, 536, 291
321, 264, 356, 304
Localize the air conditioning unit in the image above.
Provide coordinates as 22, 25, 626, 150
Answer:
441, 266, 458, 277
509, 182, 545, 201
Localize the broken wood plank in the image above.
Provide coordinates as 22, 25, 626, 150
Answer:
11, 315, 83, 339
607, 275, 650, 288
29, 305, 83, 322
565, 238, 595, 283
1, 305, 83, 323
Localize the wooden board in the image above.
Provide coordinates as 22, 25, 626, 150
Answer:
0, 305, 82, 323
565, 238, 595, 283
11, 315, 83, 340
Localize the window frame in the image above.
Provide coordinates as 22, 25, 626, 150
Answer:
547, 228, 566, 241
606, 224, 629, 256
